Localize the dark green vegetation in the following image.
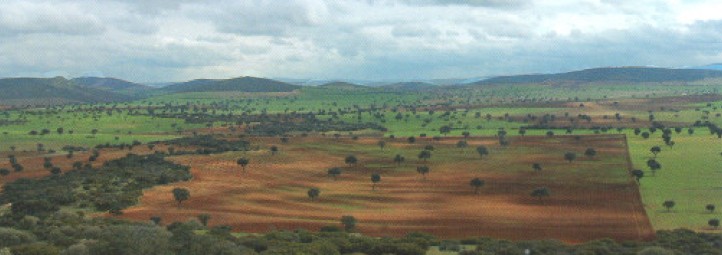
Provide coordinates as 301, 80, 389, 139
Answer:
0, 154, 190, 217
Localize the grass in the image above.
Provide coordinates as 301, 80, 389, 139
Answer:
627, 131, 722, 230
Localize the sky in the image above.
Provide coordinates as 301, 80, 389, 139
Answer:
0, 0, 721, 83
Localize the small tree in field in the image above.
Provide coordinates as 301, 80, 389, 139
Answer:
650, 146, 661, 158
647, 159, 661, 176
236, 158, 249, 172
531, 187, 550, 203
327, 167, 342, 181
270, 145, 278, 155
476, 146, 489, 159
631, 169, 644, 183
371, 173, 381, 190
416, 165, 430, 180
393, 154, 405, 166
663, 200, 675, 212
710, 219, 720, 229
706, 204, 716, 213
564, 152, 576, 163
173, 188, 190, 208
532, 163, 542, 172
345, 155, 358, 166
469, 178, 484, 194
307, 188, 320, 201
584, 148, 596, 159
418, 150, 431, 162
377, 140, 386, 150
341, 216, 357, 232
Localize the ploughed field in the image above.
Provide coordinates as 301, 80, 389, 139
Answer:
117, 134, 654, 242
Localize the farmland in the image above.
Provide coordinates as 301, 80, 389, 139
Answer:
1, 78, 721, 254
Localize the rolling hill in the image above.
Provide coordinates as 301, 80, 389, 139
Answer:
474, 67, 722, 85
161, 76, 300, 93
317, 82, 370, 91
71, 77, 152, 96
380, 82, 437, 91
0, 77, 135, 106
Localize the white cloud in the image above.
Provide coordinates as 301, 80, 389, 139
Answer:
0, 0, 720, 82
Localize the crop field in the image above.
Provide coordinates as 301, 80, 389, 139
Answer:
115, 135, 654, 242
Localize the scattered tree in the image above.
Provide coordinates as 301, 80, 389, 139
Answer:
341, 215, 357, 232
377, 140, 386, 150
236, 158, 249, 172
417, 150, 432, 162
532, 163, 542, 172
663, 200, 675, 212
650, 146, 661, 158
646, 159, 661, 176
345, 155, 358, 166
564, 152, 576, 163
307, 187, 320, 201
476, 146, 489, 159
631, 169, 644, 183
584, 148, 596, 159
172, 188, 190, 208
371, 173, 381, 190
416, 165, 430, 180
709, 219, 720, 229
469, 177, 484, 194
393, 154, 405, 166
706, 204, 716, 213
327, 167, 342, 181
531, 187, 551, 203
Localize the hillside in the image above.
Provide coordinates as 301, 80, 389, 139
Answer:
0, 77, 134, 106
71, 77, 151, 96
161, 76, 300, 93
380, 81, 437, 91
317, 81, 370, 91
474, 67, 722, 85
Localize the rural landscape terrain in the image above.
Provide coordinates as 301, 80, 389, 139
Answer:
0, 66, 721, 254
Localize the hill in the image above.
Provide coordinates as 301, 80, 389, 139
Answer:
474, 67, 722, 85
161, 76, 300, 93
0, 77, 134, 106
71, 77, 151, 96
317, 81, 370, 91
690, 63, 722, 71
380, 82, 437, 91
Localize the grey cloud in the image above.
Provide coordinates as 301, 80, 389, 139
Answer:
0, 2, 106, 36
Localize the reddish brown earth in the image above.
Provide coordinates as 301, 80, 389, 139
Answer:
115, 135, 654, 243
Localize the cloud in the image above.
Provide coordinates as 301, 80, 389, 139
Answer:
0, 0, 720, 82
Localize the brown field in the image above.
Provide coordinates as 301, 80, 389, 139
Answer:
115, 135, 654, 243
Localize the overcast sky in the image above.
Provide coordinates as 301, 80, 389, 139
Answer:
1, 0, 721, 83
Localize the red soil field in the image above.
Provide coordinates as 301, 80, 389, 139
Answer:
114, 135, 653, 243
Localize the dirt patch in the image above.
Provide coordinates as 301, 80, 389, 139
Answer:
116, 135, 654, 243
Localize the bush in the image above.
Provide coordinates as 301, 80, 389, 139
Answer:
0, 227, 36, 247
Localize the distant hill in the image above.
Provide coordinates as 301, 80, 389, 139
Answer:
689, 63, 722, 71
0, 77, 134, 106
380, 82, 437, 91
473, 67, 722, 85
161, 76, 300, 93
71, 77, 151, 96
317, 82, 370, 91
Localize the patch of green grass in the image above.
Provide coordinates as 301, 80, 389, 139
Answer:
627, 131, 722, 230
